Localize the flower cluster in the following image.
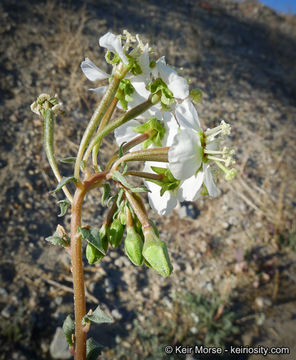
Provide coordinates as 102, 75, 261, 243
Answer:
81, 30, 236, 216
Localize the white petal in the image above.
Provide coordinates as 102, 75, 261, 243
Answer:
99, 32, 129, 65
89, 86, 107, 95
203, 164, 221, 197
138, 44, 150, 83
156, 57, 177, 83
162, 112, 179, 147
131, 80, 150, 99
144, 179, 177, 216
175, 100, 201, 131
179, 172, 204, 201
168, 129, 203, 180
167, 74, 189, 99
81, 58, 110, 81
114, 119, 142, 150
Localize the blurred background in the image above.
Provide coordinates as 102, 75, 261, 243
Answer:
0, 0, 295, 359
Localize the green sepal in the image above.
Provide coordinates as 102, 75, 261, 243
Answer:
112, 171, 151, 193
146, 167, 180, 197
77, 227, 108, 255
105, 50, 120, 65
57, 156, 76, 164
86, 244, 104, 265
200, 184, 209, 196
190, 88, 203, 103
83, 306, 113, 325
128, 57, 143, 76
115, 79, 135, 110
101, 184, 111, 206
142, 229, 173, 277
133, 117, 165, 149
86, 338, 103, 360
146, 78, 175, 108
62, 315, 75, 346
124, 227, 144, 266
45, 231, 70, 247
108, 218, 124, 248
52, 176, 77, 193
57, 199, 71, 217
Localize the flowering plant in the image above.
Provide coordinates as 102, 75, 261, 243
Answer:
31, 30, 236, 359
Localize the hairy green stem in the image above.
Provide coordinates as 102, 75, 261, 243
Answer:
92, 97, 119, 171
111, 147, 169, 170
83, 95, 160, 165
105, 133, 150, 170
125, 170, 164, 181
74, 67, 126, 180
44, 109, 73, 202
124, 191, 150, 228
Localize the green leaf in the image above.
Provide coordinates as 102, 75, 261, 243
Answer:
58, 199, 71, 217
57, 157, 76, 164
86, 338, 103, 360
112, 170, 131, 189
45, 232, 69, 247
63, 315, 75, 346
52, 176, 77, 193
86, 243, 104, 264
190, 88, 203, 103
77, 227, 108, 255
83, 306, 113, 325
101, 184, 111, 206
119, 142, 127, 158
130, 185, 151, 193
108, 218, 124, 248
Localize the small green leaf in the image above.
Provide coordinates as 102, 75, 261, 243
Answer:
86, 244, 104, 264
45, 232, 69, 247
83, 306, 113, 325
58, 199, 71, 217
112, 170, 131, 188
130, 185, 151, 193
52, 176, 77, 193
77, 227, 108, 255
101, 184, 111, 206
190, 88, 203, 103
86, 338, 103, 360
108, 218, 124, 248
63, 315, 75, 346
119, 142, 127, 158
57, 157, 76, 164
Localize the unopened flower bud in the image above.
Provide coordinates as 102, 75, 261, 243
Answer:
108, 218, 124, 248
86, 244, 104, 264
30, 93, 62, 117
124, 227, 144, 266
142, 227, 173, 277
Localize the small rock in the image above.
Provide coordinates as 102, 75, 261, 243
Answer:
1, 304, 15, 318
255, 296, 272, 309
0, 287, 8, 300
104, 278, 115, 293
111, 308, 122, 320
50, 327, 72, 359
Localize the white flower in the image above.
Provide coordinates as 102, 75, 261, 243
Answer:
114, 111, 178, 150
152, 57, 189, 100
168, 99, 236, 197
99, 32, 129, 65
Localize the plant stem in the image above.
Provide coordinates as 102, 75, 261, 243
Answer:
124, 170, 164, 181
83, 95, 159, 165
105, 133, 150, 170
74, 68, 125, 180
44, 109, 73, 202
124, 190, 150, 228
92, 97, 119, 171
70, 171, 108, 359
111, 147, 169, 170
71, 185, 87, 360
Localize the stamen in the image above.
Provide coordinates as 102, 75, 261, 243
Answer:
214, 160, 237, 181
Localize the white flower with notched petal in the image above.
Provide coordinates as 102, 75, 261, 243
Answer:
168, 99, 236, 198
152, 57, 189, 100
